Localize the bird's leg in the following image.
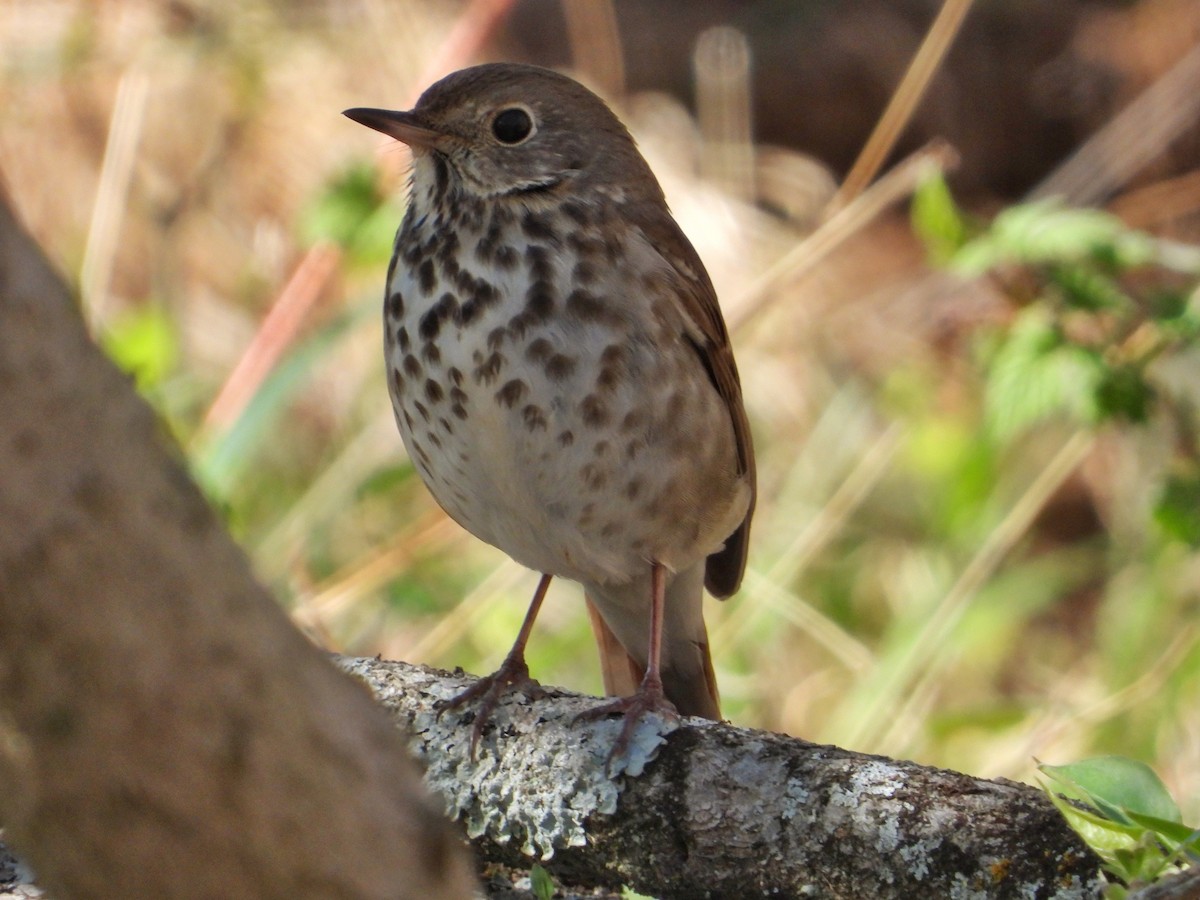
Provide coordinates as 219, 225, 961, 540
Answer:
575, 561, 680, 766
440, 573, 552, 757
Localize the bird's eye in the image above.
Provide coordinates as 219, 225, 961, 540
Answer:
491, 107, 534, 145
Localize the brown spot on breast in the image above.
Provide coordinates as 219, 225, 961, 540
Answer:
495, 245, 518, 269
414, 400, 430, 422
600, 522, 620, 538
593, 440, 610, 456
572, 260, 596, 285
525, 244, 553, 281
522, 404, 547, 431
439, 417, 453, 433
455, 268, 478, 295
397, 326, 411, 353
473, 351, 505, 385
475, 218, 504, 263
579, 394, 610, 428
621, 409, 645, 431
557, 430, 575, 447
434, 230, 460, 264
476, 280, 500, 307
509, 281, 556, 339
391, 368, 405, 394
596, 362, 622, 392
401, 235, 423, 265
428, 432, 443, 449
525, 281, 555, 319
418, 259, 436, 294
566, 288, 621, 326
600, 344, 626, 366
561, 200, 590, 226
424, 379, 444, 403
458, 197, 484, 231
450, 386, 468, 407
526, 338, 553, 364
422, 342, 441, 365
545, 353, 576, 381
495, 379, 528, 408
580, 463, 606, 491
387, 291, 404, 321
521, 210, 557, 243
624, 477, 642, 499
403, 355, 422, 378
457, 298, 482, 326
566, 231, 602, 256
448, 367, 464, 386
451, 403, 468, 420
403, 410, 415, 430
419, 293, 458, 341
487, 326, 507, 350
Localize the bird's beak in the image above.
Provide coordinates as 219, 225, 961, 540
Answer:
342, 108, 446, 150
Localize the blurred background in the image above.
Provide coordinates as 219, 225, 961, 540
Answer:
2, 0, 1198, 817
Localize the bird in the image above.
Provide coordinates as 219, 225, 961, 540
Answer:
344, 62, 755, 757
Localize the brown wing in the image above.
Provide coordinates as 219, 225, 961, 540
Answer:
633, 203, 756, 599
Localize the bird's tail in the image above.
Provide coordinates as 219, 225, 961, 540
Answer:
584, 563, 720, 720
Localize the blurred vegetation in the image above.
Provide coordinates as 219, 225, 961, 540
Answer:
1040, 757, 1198, 894
2, 0, 1198, 834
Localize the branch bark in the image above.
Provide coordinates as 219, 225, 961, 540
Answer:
0, 189, 475, 898
348, 656, 1107, 900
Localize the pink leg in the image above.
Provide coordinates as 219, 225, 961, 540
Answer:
575, 562, 680, 765
442, 573, 552, 757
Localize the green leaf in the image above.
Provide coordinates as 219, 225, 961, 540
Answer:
530, 864, 555, 900
982, 309, 1102, 438
1042, 786, 1142, 852
1039, 756, 1182, 825
911, 170, 967, 263
1093, 365, 1155, 424
1124, 812, 1200, 853
1047, 263, 1131, 313
101, 304, 179, 390
951, 201, 1157, 276
300, 162, 400, 263
1154, 472, 1200, 547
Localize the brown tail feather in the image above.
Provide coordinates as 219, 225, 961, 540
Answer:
584, 592, 720, 720
586, 597, 642, 697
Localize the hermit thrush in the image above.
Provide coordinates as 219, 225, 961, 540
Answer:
345, 63, 755, 755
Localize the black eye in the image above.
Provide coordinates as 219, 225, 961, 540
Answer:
492, 107, 533, 144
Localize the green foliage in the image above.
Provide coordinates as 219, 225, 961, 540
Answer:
980, 307, 1104, 438
1154, 469, 1200, 547
101, 304, 179, 390
911, 171, 968, 263
1040, 757, 1198, 895
299, 161, 402, 265
914, 190, 1200, 548
948, 202, 1162, 276
530, 864, 555, 900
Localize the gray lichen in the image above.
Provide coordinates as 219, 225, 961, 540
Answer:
342, 658, 676, 860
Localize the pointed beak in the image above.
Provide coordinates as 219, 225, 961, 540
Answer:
342, 107, 445, 150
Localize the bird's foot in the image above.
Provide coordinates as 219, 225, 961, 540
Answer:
438, 654, 546, 759
574, 677, 680, 772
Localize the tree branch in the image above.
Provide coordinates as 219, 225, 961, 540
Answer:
346, 656, 1106, 899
